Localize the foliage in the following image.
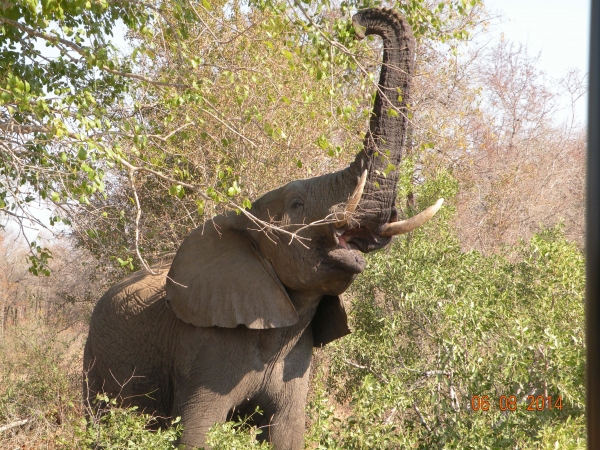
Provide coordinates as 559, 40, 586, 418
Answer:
307, 172, 586, 449
65, 402, 182, 450
0, 0, 485, 273
67, 403, 272, 450
204, 411, 273, 449
0, 0, 587, 448
0, 0, 152, 271
75, 0, 484, 270
63, 400, 277, 450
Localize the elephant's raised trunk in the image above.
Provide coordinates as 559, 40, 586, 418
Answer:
349, 8, 415, 227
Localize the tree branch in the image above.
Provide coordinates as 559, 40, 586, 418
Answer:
344, 359, 388, 384
413, 403, 431, 433
0, 418, 29, 433
128, 171, 156, 274
0, 17, 188, 89
101, 66, 190, 88
0, 17, 86, 56
0, 122, 49, 134
116, 156, 311, 249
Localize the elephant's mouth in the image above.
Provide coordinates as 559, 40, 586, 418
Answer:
334, 225, 392, 254
322, 225, 390, 276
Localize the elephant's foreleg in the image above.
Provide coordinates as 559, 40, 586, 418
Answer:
252, 387, 307, 450
258, 370, 311, 450
259, 402, 306, 450
172, 390, 232, 449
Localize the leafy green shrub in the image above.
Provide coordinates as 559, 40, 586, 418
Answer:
63, 403, 182, 449
62, 397, 270, 449
308, 171, 585, 449
205, 412, 273, 449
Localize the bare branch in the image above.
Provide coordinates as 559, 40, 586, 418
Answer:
101, 65, 190, 88
0, 418, 30, 433
128, 171, 157, 274
344, 359, 388, 384
0, 122, 49, 134
413, 403, 431, 433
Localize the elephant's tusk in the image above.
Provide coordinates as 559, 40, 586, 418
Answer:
379, 198, 444, 236
334, 170, 368, 228
346, 170, 368, 215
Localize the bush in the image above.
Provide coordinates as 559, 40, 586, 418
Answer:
0, 322, 84, 448
308, 171, 585, 449
63, 403, 182, 450
205, 412, 273, 450
66, 403, 270, 450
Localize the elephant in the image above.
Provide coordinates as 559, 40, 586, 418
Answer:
83, 8, 443, 449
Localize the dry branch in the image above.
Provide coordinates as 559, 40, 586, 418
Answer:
0, 418, 29, 433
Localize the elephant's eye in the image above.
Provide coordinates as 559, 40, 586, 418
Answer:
291, 199, 304, 209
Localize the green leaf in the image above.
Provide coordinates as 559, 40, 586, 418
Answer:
169, 184, 185, 199
317, 134, 329, 150
383, 163, 396, 176
387, 108, 399, 117
116, 257, 133, 269
196, 199, 205, 216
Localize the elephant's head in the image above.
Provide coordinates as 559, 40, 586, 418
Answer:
165, 8, 442, 345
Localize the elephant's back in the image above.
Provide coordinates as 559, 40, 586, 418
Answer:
100, 268, 169, 315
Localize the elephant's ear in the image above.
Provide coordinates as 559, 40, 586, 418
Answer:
165, 218, 298, 329
311, 295, 351, 347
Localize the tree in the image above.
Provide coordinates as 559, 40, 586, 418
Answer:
0, 0, 155, 272
453, 42, 586, 251
0, 233, 28, 337
1, 0, 487, 272
0, 229, 106, 338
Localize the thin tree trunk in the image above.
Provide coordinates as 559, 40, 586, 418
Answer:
0, 299, 4, 338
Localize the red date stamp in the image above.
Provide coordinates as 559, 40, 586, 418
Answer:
471, 395, 563, 411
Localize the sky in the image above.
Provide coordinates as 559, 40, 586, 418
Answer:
482, 0, 590, 122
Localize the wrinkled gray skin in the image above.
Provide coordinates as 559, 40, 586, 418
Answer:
84, 8, 414, 449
